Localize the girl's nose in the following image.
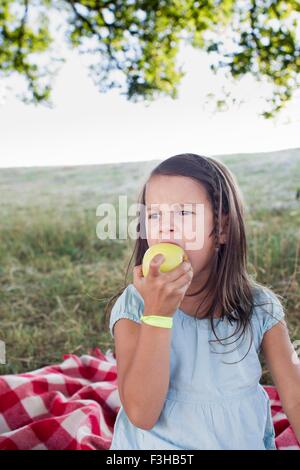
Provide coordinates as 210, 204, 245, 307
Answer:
160, 219, 175, 237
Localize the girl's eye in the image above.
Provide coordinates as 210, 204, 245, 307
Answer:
180, 210, 193, 216
148, 211, 193, 219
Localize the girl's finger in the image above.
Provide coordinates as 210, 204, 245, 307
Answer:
133, 265, 143, 282
171, 268, 193, 289
163, 261, 192, 283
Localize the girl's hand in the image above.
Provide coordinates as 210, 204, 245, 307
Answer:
133, 254, 194, 318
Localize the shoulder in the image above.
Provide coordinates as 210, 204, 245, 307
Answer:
251, 285, 286, 348
109, 283, 144, 338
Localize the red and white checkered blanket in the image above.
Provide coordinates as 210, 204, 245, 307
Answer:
0, 348, 299, 450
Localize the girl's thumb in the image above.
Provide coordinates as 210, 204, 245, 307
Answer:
148, 254, 165, 276
153, 254, 165, 264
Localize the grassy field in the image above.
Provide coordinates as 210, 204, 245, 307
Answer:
0, 148, 300, 386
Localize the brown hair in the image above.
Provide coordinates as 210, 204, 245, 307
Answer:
103, 153, 285, 363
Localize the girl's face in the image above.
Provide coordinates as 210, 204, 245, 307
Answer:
144, 174, 227, 281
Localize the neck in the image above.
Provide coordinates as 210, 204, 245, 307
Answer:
180, 269, 221, 318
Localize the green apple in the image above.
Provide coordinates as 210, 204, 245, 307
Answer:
142, 242, 189, 277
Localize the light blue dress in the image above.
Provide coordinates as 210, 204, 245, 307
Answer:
108, 283, 285, 450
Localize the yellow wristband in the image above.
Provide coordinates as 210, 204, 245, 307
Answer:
140, 315, 173, 329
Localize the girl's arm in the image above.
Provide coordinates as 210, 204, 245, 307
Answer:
262, 319, 300, 444
114, 259, 192, 430
114, 316, 172, 430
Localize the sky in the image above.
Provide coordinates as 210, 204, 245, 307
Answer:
0, 37, 299, 169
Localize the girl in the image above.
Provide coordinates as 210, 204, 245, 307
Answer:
105, 153, 300, 450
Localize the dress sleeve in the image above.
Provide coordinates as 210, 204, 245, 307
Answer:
109, 283, 144, 338
252, 287, 286, 350
261, 291, 285, 335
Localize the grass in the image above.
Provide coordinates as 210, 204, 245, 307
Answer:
0, 148, 300, 386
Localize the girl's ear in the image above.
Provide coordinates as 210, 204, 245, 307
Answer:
220, 214, 229, 244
